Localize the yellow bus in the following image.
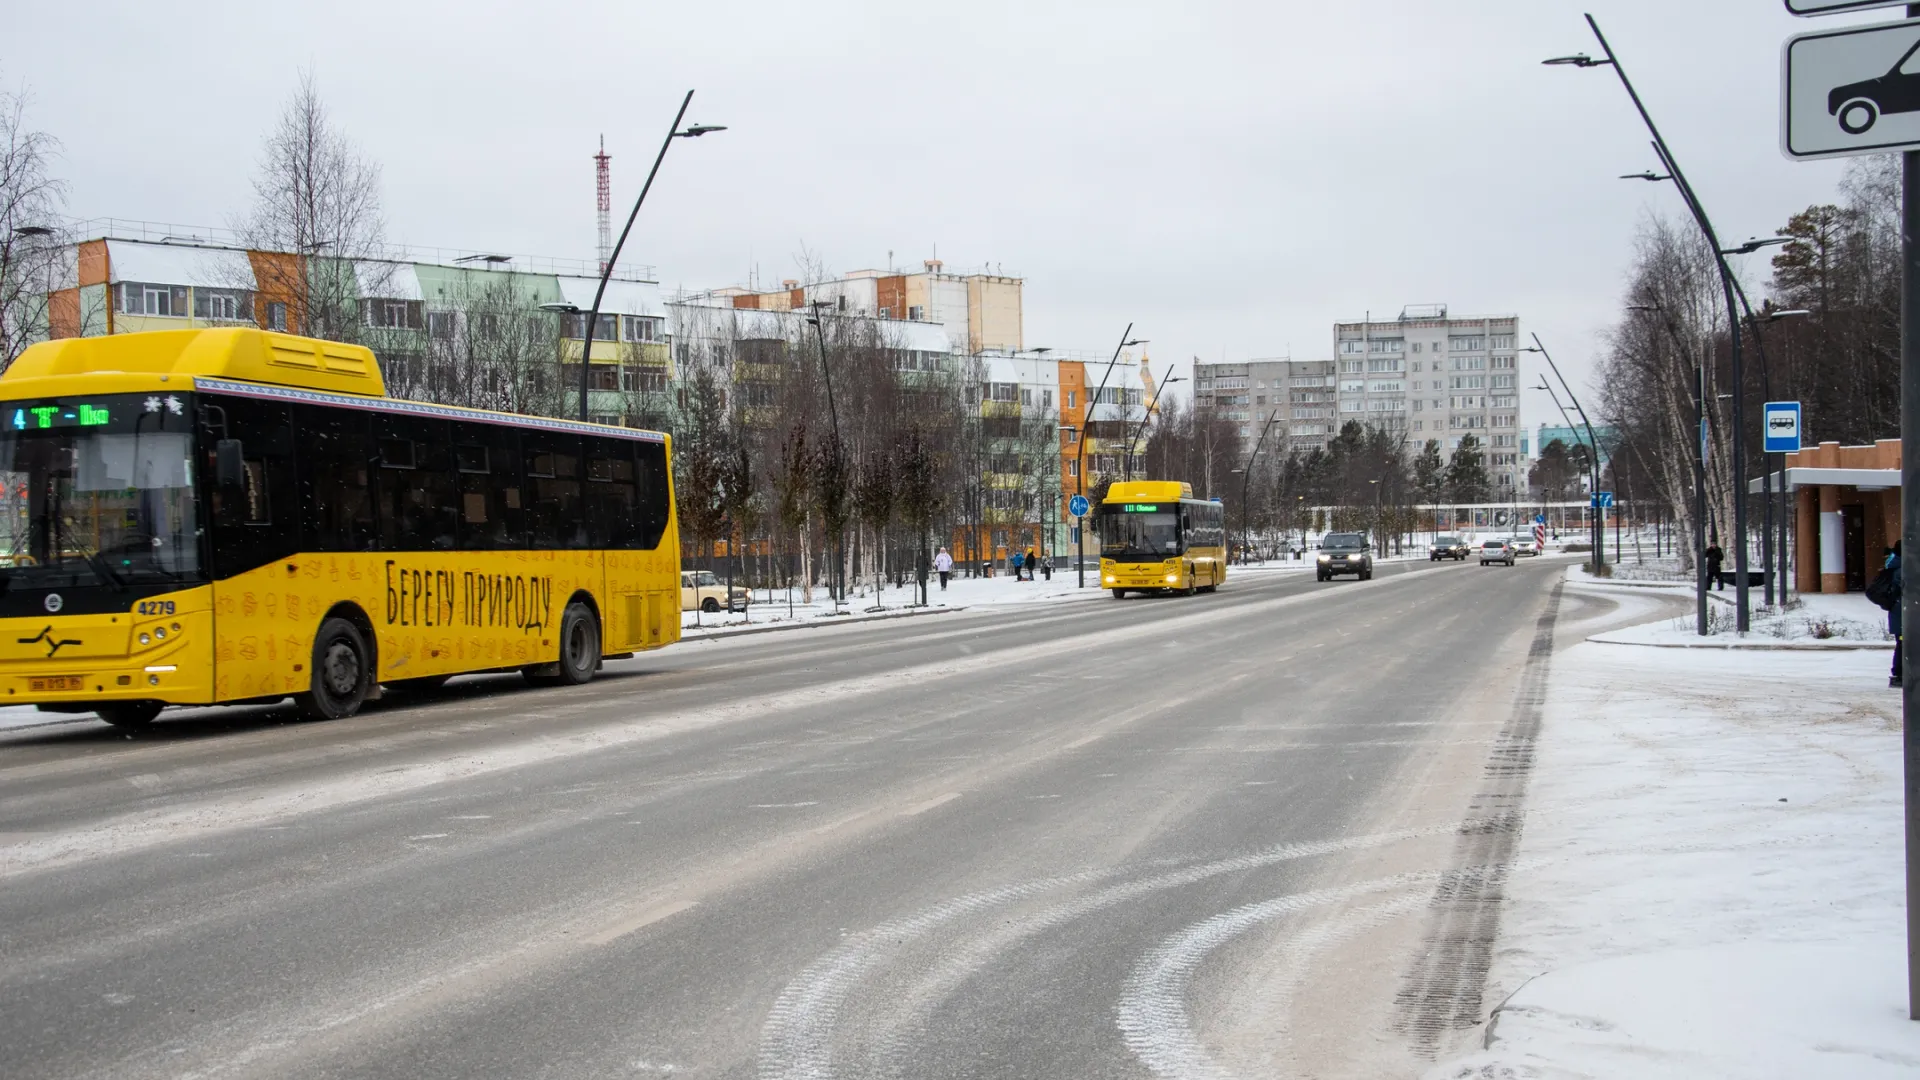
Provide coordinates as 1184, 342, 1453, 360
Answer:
0, 328, 681, 728
1095, 480, 1227, 598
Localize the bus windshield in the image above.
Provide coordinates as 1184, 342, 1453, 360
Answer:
0, 396, 202, 590
1098, 510, 1181, 559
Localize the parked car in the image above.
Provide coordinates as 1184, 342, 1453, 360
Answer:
681, 570, 749, 613
1317, 532, 1374, 581
1508, 535, 1540, 557
1479, 539, 1516, 566
1430, 535, 1470, 561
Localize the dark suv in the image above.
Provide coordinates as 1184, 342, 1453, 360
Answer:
1316, 533, 1373, 581
1430, 535, 1469, 561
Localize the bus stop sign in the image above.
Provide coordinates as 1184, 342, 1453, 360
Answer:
1764, 401, 1803, 453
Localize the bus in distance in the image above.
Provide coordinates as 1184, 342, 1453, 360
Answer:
0, 328, 681, 728
1095, 480, 1226, 598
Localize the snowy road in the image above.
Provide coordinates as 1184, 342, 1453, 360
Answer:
0, 555, 1622, 1080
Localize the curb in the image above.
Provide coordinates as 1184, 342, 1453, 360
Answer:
1586, 634, 1891, 651
679, 604, 964, 642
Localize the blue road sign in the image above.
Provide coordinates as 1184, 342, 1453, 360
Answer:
1764, 401, 1803, 454
1590, 491, 1615, 509
1534, 513, 1546, 525
1069, 494, 1090, 517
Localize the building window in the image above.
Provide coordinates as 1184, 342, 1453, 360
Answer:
1066, 391, 1076, 409
118, 281, 188, 317
365, 298, 423, 330
1411, 342, 1423, 354
1042, 389, 1054, 408
1068, 459, 1078, 477
620, 315, 662, 342
266, 301, 287, 331
878, 307, 890, 319
989, 382, 1018, 402
1489, 334, 1515, 350
908, 305, 924, 320
193, 288, 252, 322
428, 310, 457, 339
1339, 340, 1365, 355
1339, 359, 1364, 374
1020, 388, 1033, 406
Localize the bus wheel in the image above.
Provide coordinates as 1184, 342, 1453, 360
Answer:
1112, 588, 1127, 599
95, 701, 162, 729
555, 602, 601, 685
298, 617, 370, 721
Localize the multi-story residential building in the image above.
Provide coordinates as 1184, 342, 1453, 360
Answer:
1333, 304, 1524, 494
1192, 357, 1291, 444
28, 224, 674, 428
692, 258, 1022, 355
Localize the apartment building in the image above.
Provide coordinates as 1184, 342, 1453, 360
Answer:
697, 258, 1023, 355
1192, 357, 1337, 455
1333, 305, 1525, 494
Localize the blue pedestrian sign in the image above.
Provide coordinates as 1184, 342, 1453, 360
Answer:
1590, 491, 1614, 509
1763, 401, 1803, 454
1069, 494, 1090, 518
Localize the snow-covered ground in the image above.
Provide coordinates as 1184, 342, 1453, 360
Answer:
1428, 588, 1916, 1078
1571, 565, 1895, 648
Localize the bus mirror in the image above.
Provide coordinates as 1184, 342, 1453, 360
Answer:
215, 439, 245, 488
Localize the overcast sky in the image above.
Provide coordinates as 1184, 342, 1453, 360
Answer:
5, 0, 1888, 424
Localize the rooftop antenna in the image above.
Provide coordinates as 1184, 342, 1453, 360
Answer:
594, 135, 612, 274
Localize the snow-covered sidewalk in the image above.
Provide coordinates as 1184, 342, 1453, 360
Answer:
1428, 592, 1917, 1078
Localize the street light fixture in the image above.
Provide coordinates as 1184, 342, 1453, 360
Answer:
1075, 326, 1146, 588
1553, 13, 1757, 630
568, 91, 724, 424
1620, 171, 1672, 182
1124, 368, 1183, 482
8, 225, 53, 239
1522, 336, 1605, 572
1721, 237, 1790, 257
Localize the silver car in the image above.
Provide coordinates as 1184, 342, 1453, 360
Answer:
1509, 535, 1540, 557
1480, 539, 1516, 566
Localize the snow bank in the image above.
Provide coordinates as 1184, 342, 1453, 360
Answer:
1427, 607, 1914, 1079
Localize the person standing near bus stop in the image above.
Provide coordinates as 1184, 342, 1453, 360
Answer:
1010, 549, 1025, 581
934, 546, 953, 591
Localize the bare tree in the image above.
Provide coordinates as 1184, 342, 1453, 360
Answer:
0, 79, 65, 368
234, 72, 388, 342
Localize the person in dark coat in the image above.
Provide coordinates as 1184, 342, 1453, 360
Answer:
1023, 548, 1037, 581
1704, 542, 1725, 591
1888, 541, 1903, 688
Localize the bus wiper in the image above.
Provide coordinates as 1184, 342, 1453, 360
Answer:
82, 549, 127, 591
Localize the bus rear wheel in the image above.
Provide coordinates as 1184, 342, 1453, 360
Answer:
298, 617, 371, 721
526, 602, 600, 687
95, 701, 162, 729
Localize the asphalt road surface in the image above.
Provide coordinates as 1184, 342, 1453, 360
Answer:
0, 554, 1638, 1080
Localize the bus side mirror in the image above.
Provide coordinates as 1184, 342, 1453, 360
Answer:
215, 439, 245, 488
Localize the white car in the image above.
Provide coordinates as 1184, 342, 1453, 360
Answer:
1509, 535, 1540, 557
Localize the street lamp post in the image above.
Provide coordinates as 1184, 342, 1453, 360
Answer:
806, 303, 845, 612
1724, 272, 1807, 609
546, 91, 724, 424
1548, 22, 1755, 629
1076, 324, 1147, 588
1233, 409, 1283, 565
1123, 366, 1183, 482
1523, 336, 1604, 571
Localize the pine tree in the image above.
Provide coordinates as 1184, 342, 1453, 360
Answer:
1446, 433, 1492, 504
1412, 439, 1445, 505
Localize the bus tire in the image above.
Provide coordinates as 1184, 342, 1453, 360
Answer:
95, 701, 163, 729
1112, 588, 1127, 599
298, 617, 371, 721
555, 601, 601, 686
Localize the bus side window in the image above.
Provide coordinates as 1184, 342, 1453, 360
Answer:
374, 414, 457, 551
523, 432, 584, 549
293, 403, 376, 553
633, 440, 670, 550
451, 421, 524, 550
584, 436, 637, 548
208, 395, 297, 577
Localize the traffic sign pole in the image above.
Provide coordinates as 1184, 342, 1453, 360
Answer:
1896, 149, 1920, 1002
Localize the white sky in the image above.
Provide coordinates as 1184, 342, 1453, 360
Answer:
5, 0, 1890, 426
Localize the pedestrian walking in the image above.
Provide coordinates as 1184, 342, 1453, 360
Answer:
1873, 542, 1903, 687
1704, 541, 1725, 591
1010, 550, 1025, 581
1023, 548, 1037, 582
934, 546, 953, 591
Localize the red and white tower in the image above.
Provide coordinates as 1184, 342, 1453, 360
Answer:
594, 135, 612, 274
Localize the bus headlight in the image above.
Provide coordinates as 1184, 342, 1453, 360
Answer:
1166, 573, 1179, 582
1104, 575, 1116, 584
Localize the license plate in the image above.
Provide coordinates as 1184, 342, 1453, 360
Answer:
29, 676, 82, 692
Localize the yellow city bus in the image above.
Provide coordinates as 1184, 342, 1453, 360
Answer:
0, 328, 681, 728
1095, 480, 1227, 598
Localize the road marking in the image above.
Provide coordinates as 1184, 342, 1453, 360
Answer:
751, 802, 820, 809
583, 899, 698, 946
405, 833, 449, 841
446, 814, 491, 820
1062, 733, 1102, 750
899, 792, 961, 816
